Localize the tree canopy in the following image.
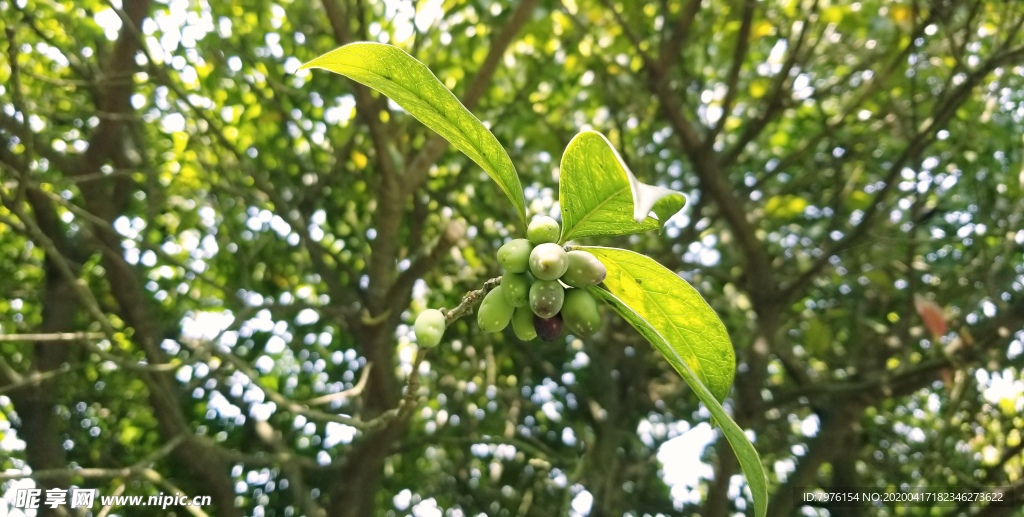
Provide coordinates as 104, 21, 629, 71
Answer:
1, 0, 1023, 516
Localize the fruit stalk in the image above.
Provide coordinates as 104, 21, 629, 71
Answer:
440, 276, 503, 324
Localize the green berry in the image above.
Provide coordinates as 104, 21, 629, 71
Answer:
527, 216, 560, 244
534, 313, 564, 342
529, 279, 564, 319
501, 272, 531, 307
529, 243, 569, 281
497, 239, 533, 273
561, 250, 607, 288
414, 309, 446, 347
478, 285, 514, 332
562, 289, 601, 337
512, 306, 538, 341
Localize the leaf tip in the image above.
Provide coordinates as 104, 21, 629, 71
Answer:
297, 58, 320, 71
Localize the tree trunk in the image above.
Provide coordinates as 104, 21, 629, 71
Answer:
7, 261, 75, 517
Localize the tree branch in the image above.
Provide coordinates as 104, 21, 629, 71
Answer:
707, 0, 756, 146
0, 332, 107, 341
402, 0, 541, 196
0, 435, 186, 481
442, 276, 502, 324
303, 363, 373, 407
321, 0, 403, 310
718, 0, 821, 167
658, 0, 702, 73
779, 44, 1024, 301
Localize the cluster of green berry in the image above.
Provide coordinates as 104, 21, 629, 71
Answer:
413, 216, 607, 348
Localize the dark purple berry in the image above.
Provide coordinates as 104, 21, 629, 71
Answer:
534, 313, 564, 342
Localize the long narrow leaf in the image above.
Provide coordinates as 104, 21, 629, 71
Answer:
301, 43, 527, 226
579, 246, 734, 402
590, 287, 767, 517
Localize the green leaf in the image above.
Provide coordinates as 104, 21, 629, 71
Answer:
300, 43, 527, 226
764, 194, 809, 219
558, 131, 686, 243
585, 266, 770, 515
592, 287, 767, 517
580, 246, 734, 401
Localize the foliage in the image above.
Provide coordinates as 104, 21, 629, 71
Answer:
305, 41, 763, 513
1, 0, 1024, 516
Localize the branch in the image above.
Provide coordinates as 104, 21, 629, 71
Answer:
14, 5, 97, 82
402, 0, 541, 196
658, 0, 702, 72
599, 0, 704, 156
353, 275, 504, 432
0, 332, 107, 342
0, 190, 117, 338
718, 0, 822, 167
0, 363, 76, 397
0, 435, 185, 481
252, 421, 324, 517
303, 363, 373, 407
139, 469, 211, 517
442, 276, 502, 325
779, 44, 1024, 301
385, 219, 467, 310
321, 0, 403, 308
768, 300, 1024, 410
0, 109, 77, 172
183, 338, 371, 430
18, 179, 266, 313
75, 0, 153, 186
104, 5, 365, 316
707, 0, 756, 146
95, 483, 126, 517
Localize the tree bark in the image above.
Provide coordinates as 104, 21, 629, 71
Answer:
5, 261, 75, 517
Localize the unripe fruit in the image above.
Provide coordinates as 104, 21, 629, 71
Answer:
414, 309, 446, 347
497, 239, 533, 273
501, 272, 531, 307
562, 289, 601, 337
512, 306, 538, 341
478, 286, 514, 332
561, 250, 607, 288
529, 243, 569, 281
527, 216, 560, 244
534, 313, 564, 342
529, 279, 564, 319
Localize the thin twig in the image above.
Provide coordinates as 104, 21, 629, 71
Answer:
357, 276, 504, 433
183, 339, 369, 429
442, 276, 502, 324
0, 435, 186, 481
0, 364, 83, 397
139, 470, 210, 517
0, 332, 107, 342
304, 363, 373, 406
94, 482, 125, 517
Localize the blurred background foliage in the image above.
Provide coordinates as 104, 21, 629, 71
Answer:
1, 0, 1023, 516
